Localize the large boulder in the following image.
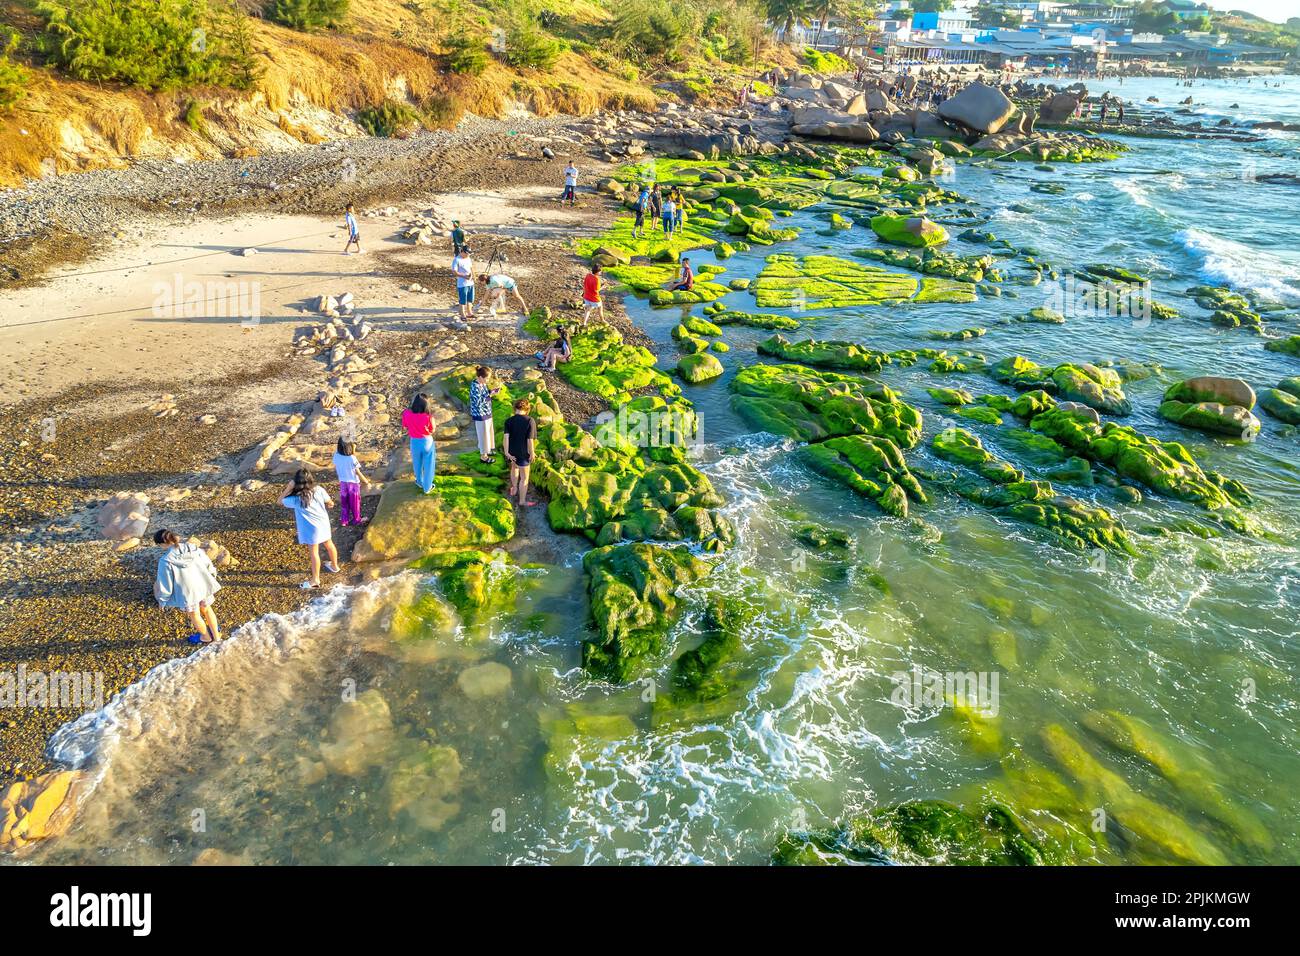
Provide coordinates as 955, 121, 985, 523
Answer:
1259, 388, 1300, 425
865, 88, 893, 112
938, 82, 1016, 134
1040, 92, 1081, 124
790, 105, 854, 128
821, 81, 858, 106
677, 352, 724, 384
1159, 400, 1261, 437
870, 213, 948, 248
97, 492, 150, 541
843, 93, 868, 116
792, 120, 878, 143
912, 110, 956, 139
1164, 376, 1256, 411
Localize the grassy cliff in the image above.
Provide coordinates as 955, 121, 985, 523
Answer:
0, 0, 793, 185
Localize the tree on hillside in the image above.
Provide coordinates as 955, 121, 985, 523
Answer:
973, 1, 1021, 29
766, 0, 816, 37
37, 0, 259, 90
266, 0, 348, 32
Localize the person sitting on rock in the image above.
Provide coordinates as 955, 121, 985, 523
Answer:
153, 529, 223, 644
670, 257, 694, 293
538, 326, 572, 371
477, 272, 528, 316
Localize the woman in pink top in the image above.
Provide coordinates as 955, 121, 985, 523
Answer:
402, 393, 436, 493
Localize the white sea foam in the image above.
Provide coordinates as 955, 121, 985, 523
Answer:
1176, 227, 1300, 305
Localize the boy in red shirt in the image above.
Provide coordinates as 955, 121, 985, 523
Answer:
581, 263, 604, 327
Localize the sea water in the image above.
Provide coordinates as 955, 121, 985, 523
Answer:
24, 79, 1300, 866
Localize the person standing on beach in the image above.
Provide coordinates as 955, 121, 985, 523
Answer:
152, 529, 223, 644
661, 191, 676, 238
402, 393, 437, 494
469, 366, 502, 464
671, 186, 685, 232
581, 263, 604, 327
333, 438, 373, 527
451, 220, 466, 256
503, 398, 537, 508
562, 159, 578, 206
453, 245, 475, 320
343, 203, 363, 255
280, 469, 340, 590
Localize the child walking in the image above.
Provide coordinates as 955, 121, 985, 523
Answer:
333, 438, 373, 526
153, 529, 223, 644
343, 202, 362, 255
280, 468, 341, 589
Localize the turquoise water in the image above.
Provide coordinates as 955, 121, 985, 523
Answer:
25, 80, 1300, 866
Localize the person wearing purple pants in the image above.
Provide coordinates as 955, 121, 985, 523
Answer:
332, 438, 373, 525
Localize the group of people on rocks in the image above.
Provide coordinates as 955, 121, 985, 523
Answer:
155, 170, 615, 643
631, 182, 687, 239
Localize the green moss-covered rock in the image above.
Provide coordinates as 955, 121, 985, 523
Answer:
990, 355, 1054, 390
752, 254, 974, 309
1031, 408, 1254, 528
1051, 363, 1130, 416
710, 309, 801, 331
928, 387, 973, 406
773, 800, 1059, 866
354, 476, 515, 562
581, 542, 711, 682
1015, 306, 1066, 324
1040, 724, 1229, 865
731, 363, 923, 447
554, 324, 673, 406
1265, 334, 1300, 357
1158, 400, 1261, 438
1189, 285, 1261, 330
870, 213, 948, 247
1259, 387, 1300, 425
933, 427, 1022, 484
758, 333, 891, 373
799, 434, 927, 517
926, 326, 986, 341
677, 352, 724, 384
857, 244, 987, 282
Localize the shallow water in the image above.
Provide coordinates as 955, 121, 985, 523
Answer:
25, 80, 1300, 866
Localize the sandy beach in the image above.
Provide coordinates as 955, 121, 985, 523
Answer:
0, 122, 640, 780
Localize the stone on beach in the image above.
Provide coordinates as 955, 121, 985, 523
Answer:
96, 492, 150, 541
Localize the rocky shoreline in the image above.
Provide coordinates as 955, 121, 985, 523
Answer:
2, 66, 1290, 857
